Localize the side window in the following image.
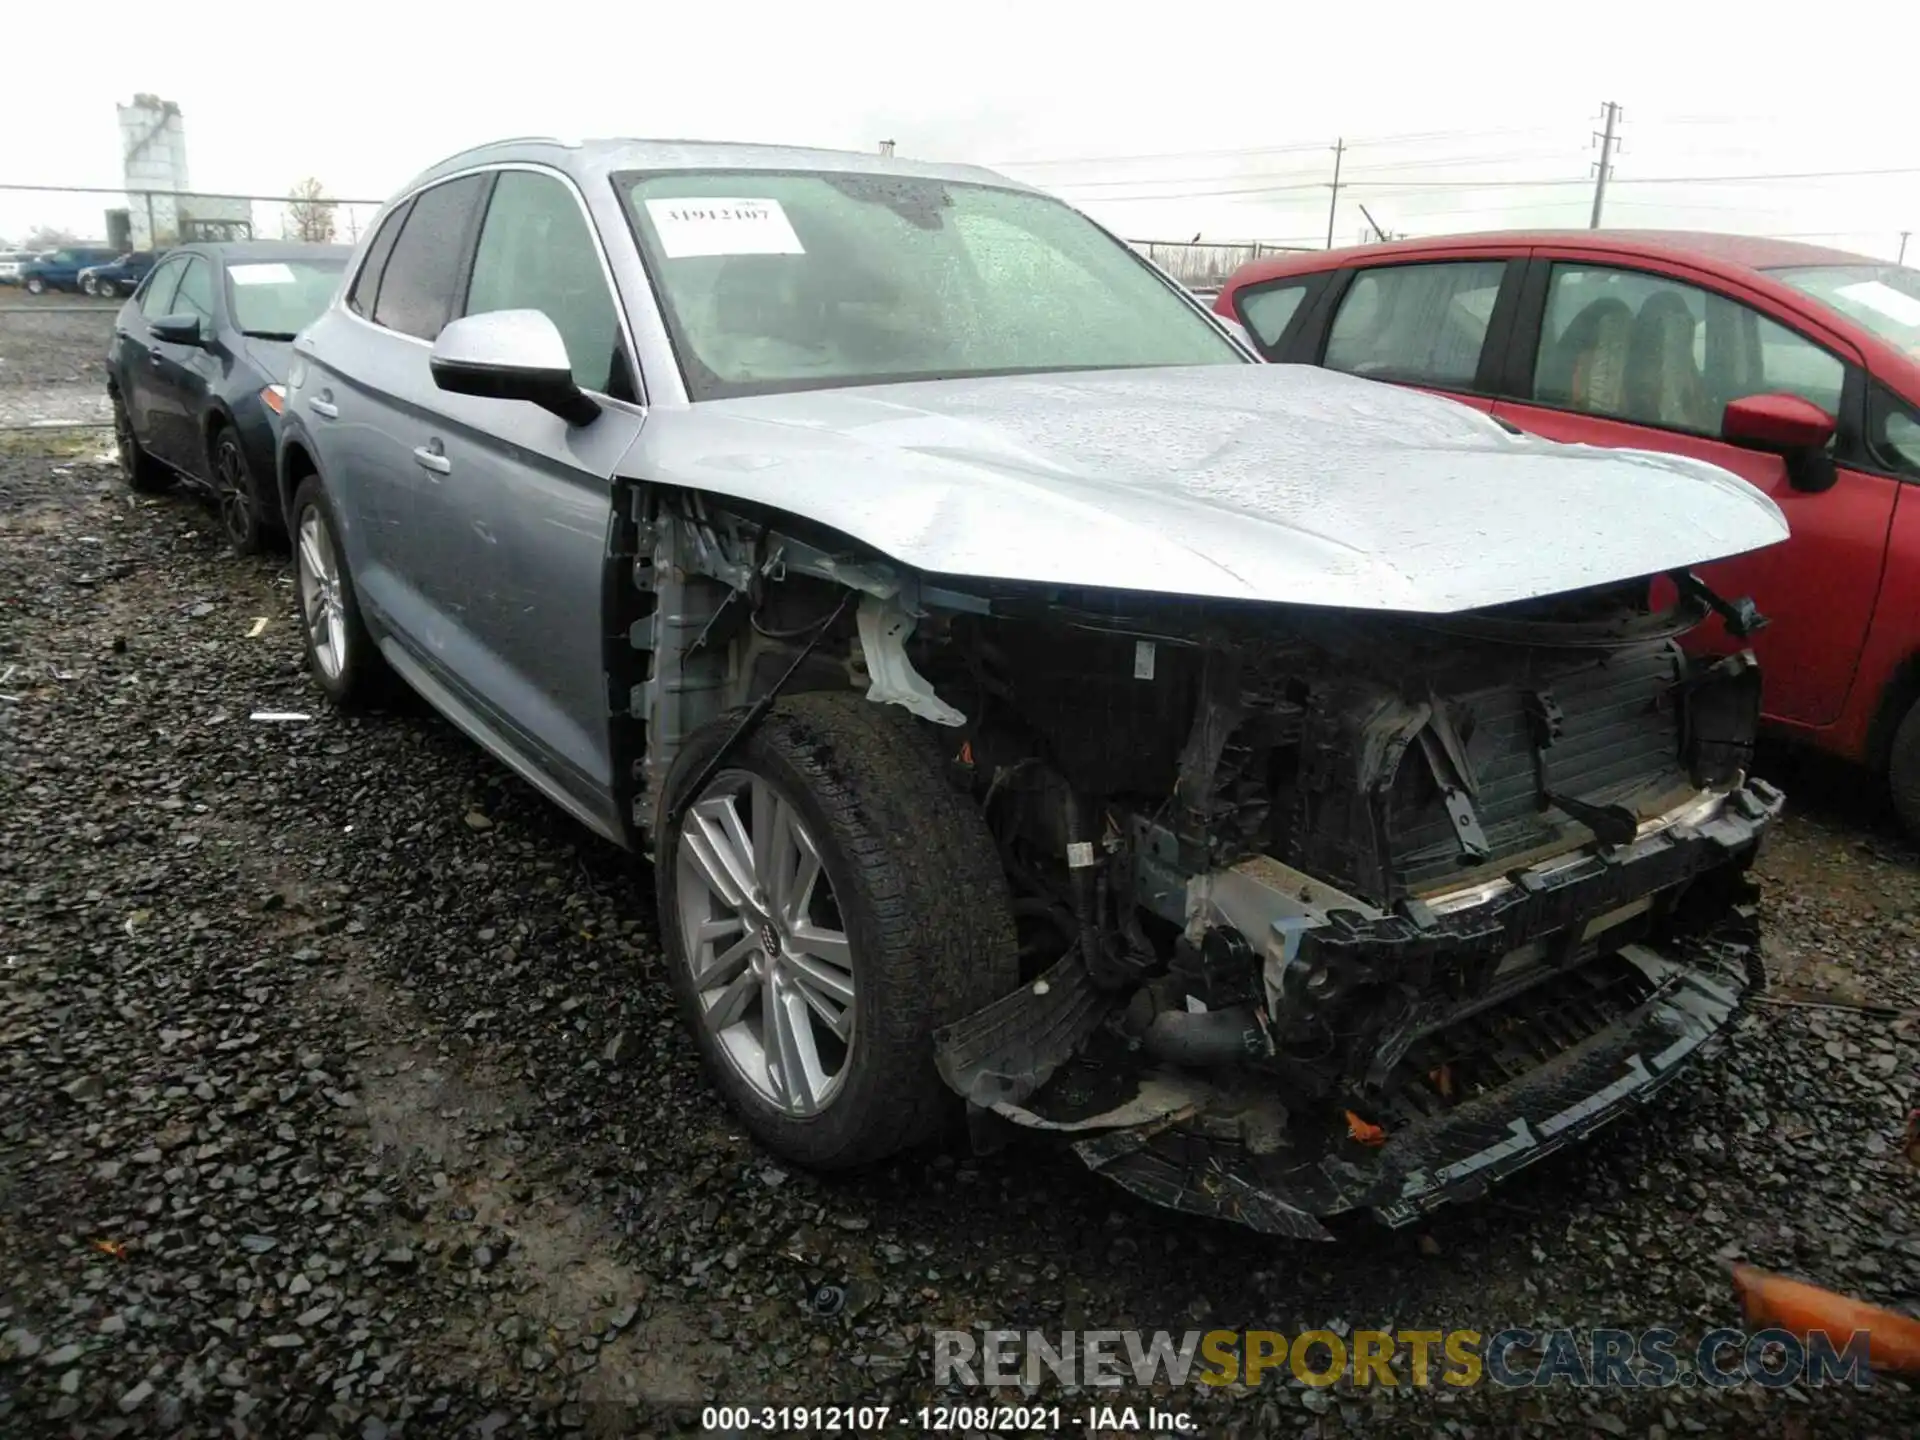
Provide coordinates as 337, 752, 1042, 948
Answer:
170, 258, 214, 325
1235, 280, 1311, 352
464, 170, 622, 394
371, 175, 489, 342
1323, 260, 1506, 387
347, 197, 413, 319
1869, 385, 1920, 476
1531, 264, 1847, 434
138, 258, 186, 318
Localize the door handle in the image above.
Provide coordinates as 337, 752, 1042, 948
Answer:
309, 399, 339, 419
412, 442, 451, 475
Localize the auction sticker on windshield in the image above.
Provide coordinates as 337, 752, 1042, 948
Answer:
643, 197, 804, 258
230, 263, 296, 286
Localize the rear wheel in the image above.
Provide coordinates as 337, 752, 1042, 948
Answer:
656, 694, 1018, 1169
290, 475, 389, 708
111, 391, 170, 494
24, 275, 45, 296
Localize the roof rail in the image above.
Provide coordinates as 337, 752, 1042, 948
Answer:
425, 136, 573, 170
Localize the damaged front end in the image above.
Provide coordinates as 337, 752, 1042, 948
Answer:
928, 575, 1781, 1239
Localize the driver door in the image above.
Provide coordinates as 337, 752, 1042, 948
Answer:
1493, 258, 1896, 729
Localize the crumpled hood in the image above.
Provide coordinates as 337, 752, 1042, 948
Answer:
632, 364, 1789, 613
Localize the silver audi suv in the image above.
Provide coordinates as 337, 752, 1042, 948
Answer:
278, 138, 1786, 1236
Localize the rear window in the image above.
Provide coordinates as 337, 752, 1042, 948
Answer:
347, 198, 413, 320
370, 176, 489, 342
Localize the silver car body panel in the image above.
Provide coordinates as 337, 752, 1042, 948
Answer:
630, 364, 1786, 613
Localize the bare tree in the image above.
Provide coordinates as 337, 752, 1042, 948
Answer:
286, 178, 337, 244
24, 225, 80, 250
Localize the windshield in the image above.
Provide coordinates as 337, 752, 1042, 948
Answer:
618, 169, 1242, 399
224, 259, 345, 337
1771, 263, 1920, 359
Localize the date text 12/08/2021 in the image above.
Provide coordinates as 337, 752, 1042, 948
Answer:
701, 1404, 1195, 1432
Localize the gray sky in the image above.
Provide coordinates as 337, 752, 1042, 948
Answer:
5, 0, 1918, 259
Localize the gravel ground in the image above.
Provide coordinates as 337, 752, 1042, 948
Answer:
0, 292, 118, 429
1, 436, 1917, 1440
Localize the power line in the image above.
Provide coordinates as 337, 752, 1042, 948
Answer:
987, 125, 1569, 171
1048, 150, 1587, 194
1062, 162, 1920, 208
1610, 165, 1920, 185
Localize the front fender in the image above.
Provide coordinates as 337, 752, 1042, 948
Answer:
274, 411, 318, 527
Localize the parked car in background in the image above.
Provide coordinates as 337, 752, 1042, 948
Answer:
80, 251, 157, 298
0, 249, 37, 285
1217, 232, 1920, 832
108, 241, 350, 553
17, 245, 119, 294
272, 139, 1785, 1236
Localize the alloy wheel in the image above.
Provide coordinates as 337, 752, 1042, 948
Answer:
214, 439, 253, 547
296, 507, 348, 680
675, 773, 857, 1116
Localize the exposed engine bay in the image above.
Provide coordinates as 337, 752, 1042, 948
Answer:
622, 491, 1782, 1239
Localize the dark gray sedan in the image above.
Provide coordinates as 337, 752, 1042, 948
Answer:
276, 138, 1787, 1235
108, 241, 349, 552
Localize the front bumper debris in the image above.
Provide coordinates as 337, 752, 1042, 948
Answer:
1071, 934, 1758, 1240
934, 778, 1780, 1239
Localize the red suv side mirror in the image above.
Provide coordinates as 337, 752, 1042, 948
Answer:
1722, 393, 1838, 493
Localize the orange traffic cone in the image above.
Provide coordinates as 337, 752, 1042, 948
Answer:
1731, 1264, 1920, 1376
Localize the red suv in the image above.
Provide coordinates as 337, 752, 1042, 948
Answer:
1217, 232, 1920, 831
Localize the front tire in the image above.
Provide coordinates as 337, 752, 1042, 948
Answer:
24, 275, 45, 295
1887, 699, 1920, 839
212, 428, 270, 555
290, 476, 389, 708
656, 694, 1018, 1170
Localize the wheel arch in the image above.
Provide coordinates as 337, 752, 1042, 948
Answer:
1865, 648, 1920, 774
278, 435, 319, 533
200, 400, 237, 463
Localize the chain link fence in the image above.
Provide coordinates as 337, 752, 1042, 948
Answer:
0, 185, 386, 432
0, 184, 386, 255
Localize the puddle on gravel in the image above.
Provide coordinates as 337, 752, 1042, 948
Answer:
334, 968, 714, 1416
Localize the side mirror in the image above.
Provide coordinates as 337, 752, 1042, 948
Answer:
429, 310, 599, 427
150, 314, 203, 346
1722, 392, 1838, 492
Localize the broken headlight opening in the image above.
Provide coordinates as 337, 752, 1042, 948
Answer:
926, 570, 1780, 1240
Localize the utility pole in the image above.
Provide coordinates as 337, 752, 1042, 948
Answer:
1359, 203, 1392, 243
1325, 137, 1345, 249
1590, 101, 1621, 229
1901, 231, 1911, 265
